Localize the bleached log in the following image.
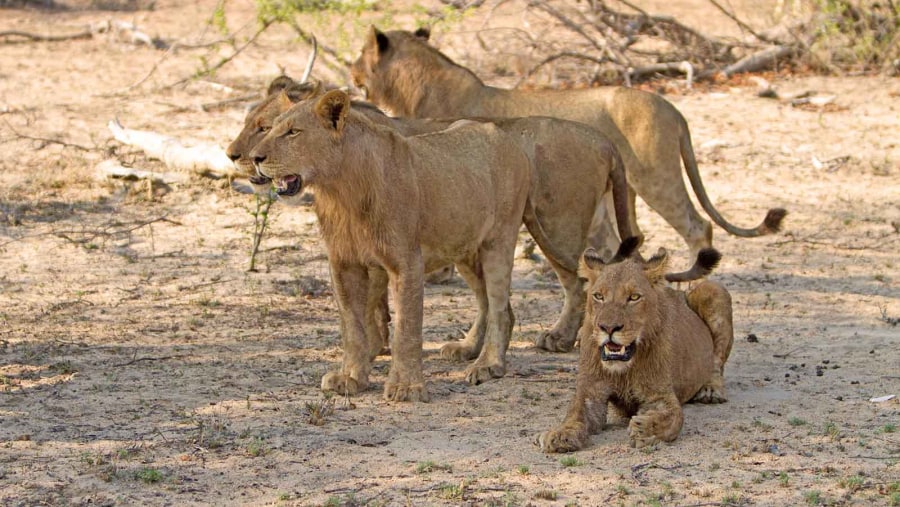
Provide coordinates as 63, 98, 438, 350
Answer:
107, 118, 236, 178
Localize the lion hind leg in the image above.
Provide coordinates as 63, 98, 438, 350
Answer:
440, 261, 487, 362
463, 247, 516, 385
686, 281, 734, 403
534, 256, 582, 353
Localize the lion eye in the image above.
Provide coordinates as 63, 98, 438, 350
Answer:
628, 294, 642, 302
258, 126, 271, 133
288, 128, 303, 137
592, 292, 604, 303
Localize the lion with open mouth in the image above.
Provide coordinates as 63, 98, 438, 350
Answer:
537, 238, 734, 451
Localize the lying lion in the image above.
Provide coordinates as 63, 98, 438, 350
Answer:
248, 90, 535, 400
536, 238, 734, 452
350, 27, 787, 258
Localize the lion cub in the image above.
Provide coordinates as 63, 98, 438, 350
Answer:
537, 238, 734, 452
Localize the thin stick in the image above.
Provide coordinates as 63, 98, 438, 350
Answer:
0, 29, 94, 43
166, 20, 272, 89
3, 119, 94, 152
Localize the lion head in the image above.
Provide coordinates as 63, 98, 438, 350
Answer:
249, 90, 353, 206
226, 77, 322, 193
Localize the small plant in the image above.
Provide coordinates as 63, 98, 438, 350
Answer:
305, 393, 336, 426
779, 472, 790, 487
534, 489, 557, 500
437, 481, 465, 500
415, 461, 451, 474
134, 467, 164, 484
804, 490, 822, 505
248, 190, 277, 272
879, 423, 897, 433
245, 435, 269, 457
616, 484, 631, 496
839, 475, 864, 492
823, 421, 840, 440
788, 416, 808, 426
516, 464, 530, 475
722, 492, 742, 505
559, 455, 582, 467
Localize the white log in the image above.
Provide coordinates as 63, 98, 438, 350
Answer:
107, 118, 236, 177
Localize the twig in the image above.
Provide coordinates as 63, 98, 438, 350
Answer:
112, 354, 188, 367
706, 0, 767, 41
773, 345, 804, 359
166, 20, 272, 89
0, 29, 94, 43
3, 119, 94, 152
516, 51, 613, 87
200, 92, 260, 112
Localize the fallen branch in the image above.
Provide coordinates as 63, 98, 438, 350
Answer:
107, 118, 235, 177
4, 119, 95, 152
112, 354, 189, 367
0, 29, 94, 43
707, 44, 798, 78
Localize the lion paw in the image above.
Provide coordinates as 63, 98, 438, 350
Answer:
628, 415, 661, 448
383, 381, 430, 402
440, 342, 479, 361
321, 371, 365, 396
464, 362, 506, 385
691, 385, 727, 404
534, 331, 575, 353
535, 426, 586, 453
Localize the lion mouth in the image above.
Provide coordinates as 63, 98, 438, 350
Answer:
249, 174, 272, 186
274, 175, 302, 197
600, 340, 635, 362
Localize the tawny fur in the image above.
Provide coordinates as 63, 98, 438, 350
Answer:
227, 77, 636, 354
350, 27, 787, 258
249, 90, 532, 401
536, 247, 734, 452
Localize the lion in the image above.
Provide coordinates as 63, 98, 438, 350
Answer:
350, 27, 787, 258
535, 238, 734, 451
228, 75, 737, 356
248, 89, 535, 401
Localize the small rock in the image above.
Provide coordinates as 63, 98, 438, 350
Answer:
746, 333, 759, 343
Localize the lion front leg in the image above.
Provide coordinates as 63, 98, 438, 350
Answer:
628, 396, 683, 448
686, 281, 733, 404
383, 252, 429, 402
537, 372, 609, 453
321, 261, 373, 396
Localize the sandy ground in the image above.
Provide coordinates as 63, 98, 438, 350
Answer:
0, 1, 898, 506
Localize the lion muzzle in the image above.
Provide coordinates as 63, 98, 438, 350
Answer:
273, 175, 303, 197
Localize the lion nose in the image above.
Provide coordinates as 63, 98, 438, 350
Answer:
599, 324, 623, 336
226, 151, 240, 162
253, 154, 267, 165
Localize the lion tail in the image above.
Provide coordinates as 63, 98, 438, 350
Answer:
679, 122, 787, 237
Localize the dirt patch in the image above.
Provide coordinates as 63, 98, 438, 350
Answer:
1, 1, 898, 506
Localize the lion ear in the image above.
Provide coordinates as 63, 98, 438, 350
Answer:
414, 27, 431, 41
643, 247, 670, 284
579, 247, 605, 282
277, 89, 295, 111
286, 80, 324, 102
266, 75, 298, 97
315, 89, 350, 134
369, 25, 390, 54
